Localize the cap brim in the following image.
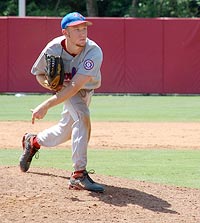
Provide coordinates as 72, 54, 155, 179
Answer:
68, 20, 92, 27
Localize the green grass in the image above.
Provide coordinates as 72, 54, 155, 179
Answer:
1, 148, 200, 189
90, 95, 200, 121
0, 94, 63, 121
1, 94, 200, 189
1, 94, 200, 121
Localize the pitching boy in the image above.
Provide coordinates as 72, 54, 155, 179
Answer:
19, 12, 104, 193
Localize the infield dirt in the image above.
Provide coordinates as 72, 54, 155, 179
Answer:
0, 121, 200, 223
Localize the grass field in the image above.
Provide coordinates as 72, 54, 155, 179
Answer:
1, 94, 200, 189
1, 148, 200, 189
1, 94, 200, 121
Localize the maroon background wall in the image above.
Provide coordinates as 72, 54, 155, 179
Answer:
164, 19, 200, 94
1, 17, 200, 94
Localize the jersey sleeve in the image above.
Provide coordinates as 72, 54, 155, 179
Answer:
77, 46, 103, 77
31, 36, 64, 75
31, 51, 46, 75
76, 46, 103, 89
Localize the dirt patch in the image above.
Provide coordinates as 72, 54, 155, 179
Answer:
0, 121, 200, 223
1, 121, 200, 150
1, 167, 200, 223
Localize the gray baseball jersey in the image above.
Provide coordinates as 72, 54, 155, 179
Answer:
31, 36, 103, 90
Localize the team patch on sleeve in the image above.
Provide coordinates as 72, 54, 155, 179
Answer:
83, 59, 94, 70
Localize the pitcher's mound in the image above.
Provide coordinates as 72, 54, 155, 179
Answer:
1, 166, 200, 223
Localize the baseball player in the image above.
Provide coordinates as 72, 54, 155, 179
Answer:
19, 12, 105, 193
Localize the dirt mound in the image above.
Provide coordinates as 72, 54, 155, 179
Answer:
0, 166, 200, 223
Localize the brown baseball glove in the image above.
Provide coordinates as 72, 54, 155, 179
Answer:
44, 54, 65, 91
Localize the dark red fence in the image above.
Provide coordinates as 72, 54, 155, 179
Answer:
1, 17, 200, 94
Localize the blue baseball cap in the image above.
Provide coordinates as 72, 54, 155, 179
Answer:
61, 12, 92, 29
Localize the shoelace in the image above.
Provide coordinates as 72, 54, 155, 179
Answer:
87, 169, 95, 174
35, 151, 39, 159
